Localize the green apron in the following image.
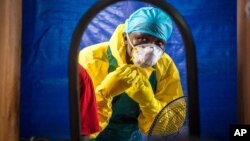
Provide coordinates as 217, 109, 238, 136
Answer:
93, 47, 157, 141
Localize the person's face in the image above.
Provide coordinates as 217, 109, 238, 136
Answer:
123, 33, 165, 58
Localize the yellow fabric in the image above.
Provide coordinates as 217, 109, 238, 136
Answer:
96, 64, 140, 99
78, 24, 184, 138
125, 66, 162, 133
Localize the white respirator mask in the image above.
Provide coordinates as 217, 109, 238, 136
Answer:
126, 34, 164, 68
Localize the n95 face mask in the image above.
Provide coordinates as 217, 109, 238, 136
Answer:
126, 34, 164, 68
131, 43, 163, 68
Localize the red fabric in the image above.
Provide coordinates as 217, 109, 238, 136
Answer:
79, 64, 100, 135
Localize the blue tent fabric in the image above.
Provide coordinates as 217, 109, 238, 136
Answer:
21, 0, 236, 140
21, 0, 96, 140
168, 1, 237, 140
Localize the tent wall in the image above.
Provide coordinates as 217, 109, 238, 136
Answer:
19, 0, 238, 140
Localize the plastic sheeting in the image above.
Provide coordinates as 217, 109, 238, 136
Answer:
20, 0, 96, 140
21, 0, 236, 140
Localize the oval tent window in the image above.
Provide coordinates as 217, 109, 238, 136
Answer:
69, 0, 199, 140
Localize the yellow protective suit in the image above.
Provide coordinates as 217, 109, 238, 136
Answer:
78, 24, 184, 138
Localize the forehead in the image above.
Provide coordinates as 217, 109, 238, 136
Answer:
129, 33, 164, 41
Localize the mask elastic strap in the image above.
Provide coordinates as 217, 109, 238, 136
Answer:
126, 33, 136, 49
126, 33, 138, 62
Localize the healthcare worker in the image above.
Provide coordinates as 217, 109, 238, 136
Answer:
79, 7, 184, 141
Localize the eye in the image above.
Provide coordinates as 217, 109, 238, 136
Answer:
155, 40, 165, 48
136, 36, 149, 43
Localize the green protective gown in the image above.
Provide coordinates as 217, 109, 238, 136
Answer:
92, 47, 157, 141
79, 24, 184, 140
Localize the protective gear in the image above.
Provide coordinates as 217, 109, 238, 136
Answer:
126, 67, 162, 133
95, 50, 143, 141
132, 44, 163, 68
124, 7, 173, 41
126, 33, 164, 68
96, 64, 140, 99
126, 69, 157, 106
78, 24, 184, 138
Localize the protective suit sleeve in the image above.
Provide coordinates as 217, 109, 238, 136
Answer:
89, 65, 140, 139
79, 47, 112, 138
126, 60, 184, 134
126, 67, 163, 133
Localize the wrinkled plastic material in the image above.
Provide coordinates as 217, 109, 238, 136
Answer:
124, 7, 173, 41
21, 0, 236, 140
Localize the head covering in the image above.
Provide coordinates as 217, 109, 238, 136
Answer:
124, 7, 173, 42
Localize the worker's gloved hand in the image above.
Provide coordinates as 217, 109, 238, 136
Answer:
97, 64, 140, 99
126, 67, 159, 109
126, 67, 161, 133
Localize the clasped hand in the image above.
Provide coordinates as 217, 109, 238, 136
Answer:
99, 64, 140, 98
125, 67, 155, 105
100, 64, 155, 104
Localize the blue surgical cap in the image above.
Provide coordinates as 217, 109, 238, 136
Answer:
124, 7, 173, 42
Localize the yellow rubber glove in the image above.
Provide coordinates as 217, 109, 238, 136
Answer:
126, 67, 162, 133
126, 67, 161, 111
96, 64, 140, 99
